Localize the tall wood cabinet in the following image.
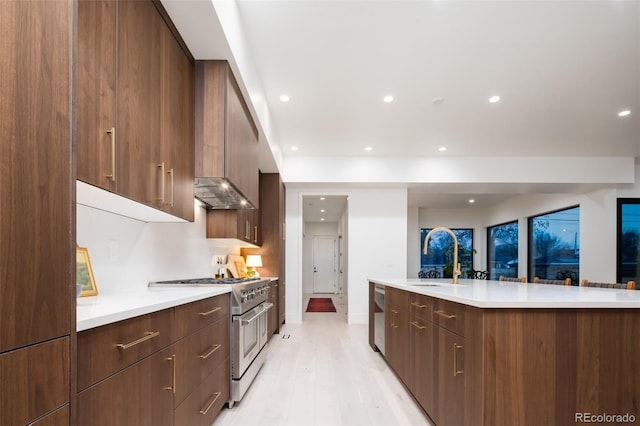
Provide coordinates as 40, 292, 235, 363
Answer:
242, 173, 286, 335
76, 0, 194, 221
0, 1, 73, 424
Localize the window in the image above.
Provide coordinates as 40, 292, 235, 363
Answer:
528, 206, 580, 283
487, 221, 518, 281
618, 199, 640, 284
420, 228, 474, 278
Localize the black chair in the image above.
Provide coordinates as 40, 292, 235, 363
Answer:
469, 270, 488, 280
556, 270, 578, 283
419, 270, 440, 279
418, 270, 427, 278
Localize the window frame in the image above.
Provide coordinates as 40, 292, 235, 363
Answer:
527, 205, 580, 283
486, 220, 519, 281
617, 198, 640, 284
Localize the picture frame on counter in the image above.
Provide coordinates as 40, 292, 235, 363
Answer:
76, 246, 98, 297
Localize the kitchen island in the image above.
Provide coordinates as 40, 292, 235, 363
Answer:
369, 278, 640, 426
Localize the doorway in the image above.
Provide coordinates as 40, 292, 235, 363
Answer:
301, 195, 348, 318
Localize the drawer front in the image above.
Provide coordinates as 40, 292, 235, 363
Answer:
387, 287, 409, 310
174, 316, 230, 406
174, 293, 230, 337
77, 308, 174, 391
0, 337, 69, 426
433, 299, 466, 336
77, 347, 174, 426
175, 360, 230, 426
408, 293, 432, 321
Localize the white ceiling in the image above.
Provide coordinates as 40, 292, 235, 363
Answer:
162, 0, 639, 217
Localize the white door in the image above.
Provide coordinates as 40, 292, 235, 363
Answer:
313, 236, 336, 293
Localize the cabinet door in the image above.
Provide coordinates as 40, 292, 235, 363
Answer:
76, 0, 117, 192
435, 327, 465, 426
0, 0, 72, 352
225, 70, 259, 207
0, 338, 69, 426
385, 300, 409, 384
409, 317, 434, 415
159, 16, 194, 221
117, 0, 162, 206
77, 346, 175, 426
268, 281, 279, 337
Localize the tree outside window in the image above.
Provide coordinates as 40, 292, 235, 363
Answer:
618, 199, 640, 284
528, 206, 580, 283
487, 221, 518, 280
420, 228, 474, 278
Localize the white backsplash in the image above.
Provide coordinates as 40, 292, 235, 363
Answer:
76, 201, 241, 293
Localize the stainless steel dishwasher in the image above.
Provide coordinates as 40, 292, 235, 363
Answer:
374, 284, 385, 355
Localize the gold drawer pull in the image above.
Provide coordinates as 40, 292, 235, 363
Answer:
453, 343, 464, 377
106, 127, 116, 181
411, 301, 428, 309
434, 310, 456, 319
115, 331, 159, 349
200, 392, 221, 415
410, 321, 426, 330
163, 354, 176, 393
198, 344, 221, 360
199, 307, 222, 316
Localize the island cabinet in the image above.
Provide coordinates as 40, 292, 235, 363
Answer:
76, 0, 194, 221
77, 293, 230, 426
385, 287, 410, 385
1, 1, 73, 424
370, 282, 640, 426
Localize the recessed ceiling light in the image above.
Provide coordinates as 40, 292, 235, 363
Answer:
469, 199, 475, 204
489, 95, 501, 103
279, 94, 290, 103
618, 109, 631, 117
383, 95, 394, 103
432, 97, 444, 105
320, 209, 325, 213
291, 146, 299, 151
438, 146, 447, 152
320, 218, 325, 222
320, 197, 325, 201
365, 146, 373, 151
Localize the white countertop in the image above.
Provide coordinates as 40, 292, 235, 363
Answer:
76, 286, 232, 331
369, 278, 640, 308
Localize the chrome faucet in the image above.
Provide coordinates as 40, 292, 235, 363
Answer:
423, 227, 461, 284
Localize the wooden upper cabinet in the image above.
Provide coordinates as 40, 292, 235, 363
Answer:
76, 0, 194, 221
76, 0, 117, 192
195, 61, 260, 208
0, 0, 72, 353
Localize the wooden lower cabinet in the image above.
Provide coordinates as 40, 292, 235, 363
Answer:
0, 337, 70, 426
371, 283, 640, 426
30, 405, 69, 426
77, 294, 231, 425
175, 360, 230, 426
77, 347, 174, 426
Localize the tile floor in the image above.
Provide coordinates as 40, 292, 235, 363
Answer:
212, 294, 432, 426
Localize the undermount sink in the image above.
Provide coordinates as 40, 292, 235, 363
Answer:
408, 281, 466, 287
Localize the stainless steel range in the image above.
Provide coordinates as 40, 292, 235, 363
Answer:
149, 277, 273, 406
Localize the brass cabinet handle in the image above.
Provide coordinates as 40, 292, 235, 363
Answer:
453, 343, 464, 377
411, 301, 428, 309
245, 220, 251, 240
106, 127, 116, 181
253, 225, 258, 243
200, 392, 221, 415
163, 354, 176, 393
157, 162, 165, 202
410, 321, 426, 330
198, 344, 221, 360
115, 331, 159, 349
435, 310, 456, 319
199, 306, 222, 316
166, 168, 174, 207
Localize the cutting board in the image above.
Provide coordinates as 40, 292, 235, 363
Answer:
225, 254, 246, 278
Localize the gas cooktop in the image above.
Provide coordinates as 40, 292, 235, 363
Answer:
148, 277, 262, 286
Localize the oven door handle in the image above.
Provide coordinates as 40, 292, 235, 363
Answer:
261, 302, 274, 312
241, 310, 262, 325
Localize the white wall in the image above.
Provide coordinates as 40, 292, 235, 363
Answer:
302, 221, 339, 294
286, 187, 408, 324
76, 202, 243, 293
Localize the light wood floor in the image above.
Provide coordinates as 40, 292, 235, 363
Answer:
213, 294, 432, 426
